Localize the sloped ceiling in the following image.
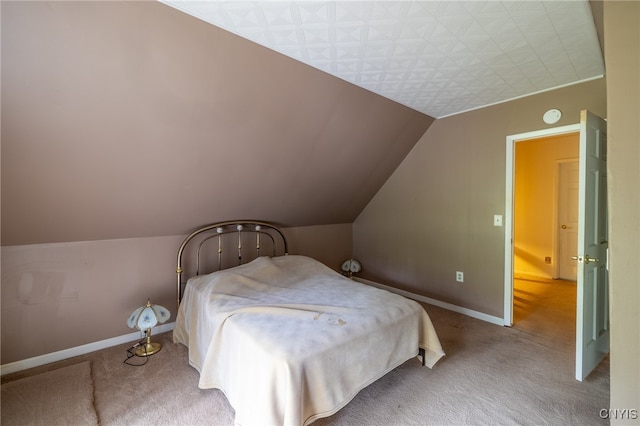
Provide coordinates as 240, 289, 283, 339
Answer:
1, 1, 433, 245
0, 1, 605, 246
162, 0, 604, 118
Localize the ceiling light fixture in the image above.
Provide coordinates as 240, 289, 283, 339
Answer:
543, 108, 562, 124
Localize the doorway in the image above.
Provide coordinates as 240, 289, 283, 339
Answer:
513, 133, 579, 282
505, 112, 609, 381
510, 131, 579, 340
503, 124, 580, 326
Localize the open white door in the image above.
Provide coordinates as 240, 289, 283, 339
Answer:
575, 110, 609, 381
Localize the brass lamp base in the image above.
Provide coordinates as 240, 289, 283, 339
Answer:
134, 328, 162, 357
134, 341, 162, 357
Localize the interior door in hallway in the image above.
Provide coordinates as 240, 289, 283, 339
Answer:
557, 160, 579, 281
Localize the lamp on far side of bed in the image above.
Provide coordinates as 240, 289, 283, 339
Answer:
127, 299, 170, 357
341, 259, 362, 278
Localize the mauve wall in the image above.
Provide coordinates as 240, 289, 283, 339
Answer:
1, 1, 433, 247
0, 223, 352, 364
353, 79, 606, 317
0, 1, 430, 364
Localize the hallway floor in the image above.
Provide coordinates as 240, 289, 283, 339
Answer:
513, 276, 577, 347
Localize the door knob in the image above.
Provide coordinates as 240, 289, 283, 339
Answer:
561, 225, 568, 229
571, 255, 599, 263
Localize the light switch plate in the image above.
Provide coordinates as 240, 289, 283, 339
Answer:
493, 215, 503, 227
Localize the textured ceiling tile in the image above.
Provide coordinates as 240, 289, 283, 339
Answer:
162, 0, 604, 118
262, 4, 297, 26
297, 3, 330, 24
270, 27, 299, 45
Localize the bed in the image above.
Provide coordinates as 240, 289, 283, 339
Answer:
173, 220, 444, 426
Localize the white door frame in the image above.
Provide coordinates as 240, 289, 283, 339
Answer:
503, 123, 580, 326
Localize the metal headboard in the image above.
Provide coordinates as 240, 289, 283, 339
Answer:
176, 220, 288, 307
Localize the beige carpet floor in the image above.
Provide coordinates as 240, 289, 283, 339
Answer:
1, 361, 98, 426
2, 282, 609, 425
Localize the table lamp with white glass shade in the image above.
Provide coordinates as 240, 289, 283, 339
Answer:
341, 258, 361, 278
127, 299, 170, 357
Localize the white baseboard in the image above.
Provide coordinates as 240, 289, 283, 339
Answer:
1, 322, 175, 376
354, 277, 505, 326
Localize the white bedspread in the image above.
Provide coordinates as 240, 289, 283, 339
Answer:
173, 255, 444, 426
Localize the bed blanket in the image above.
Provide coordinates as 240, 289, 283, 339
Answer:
174, 255, 444, 426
